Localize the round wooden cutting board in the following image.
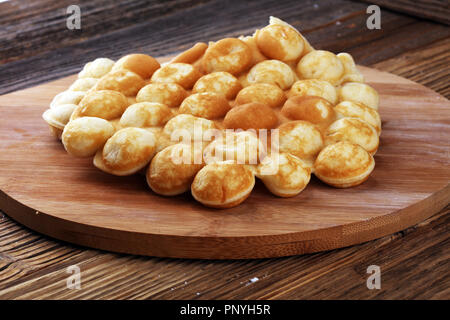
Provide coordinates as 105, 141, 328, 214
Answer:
0, 65, 449, 259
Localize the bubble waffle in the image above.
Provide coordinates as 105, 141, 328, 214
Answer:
151, 62, 202, 89
43, 16, 381, 208
238, 36, 267, 66
339, 82, 379, 110
297, 50, 344, 86
224, 102, 278, 130
78, 58, 115, 79
255, 24, 304, 61
69, 78, 98, 92
170, 42, 208, 64
278, 120, 324, 168
179, 92, 230, 119
193, 72, 242, 99
288, 79, 338, 105
256, 153, 311, 197
93, 127, 157, 176
191, 161, 255, 208
95, 69, 146, 97
202, 38, 252, 75
247, 60, 296, 89
314, 141, 375, 188
147, 143, 205, 196
111, 54, 160, 79
119, 102, 173, 128
136, 82, 187, 108
50, 91, 86, 109
337, 53, 365, 83
146, 127, 177, 153
73, 90, 129, 121
334, 101, 381, 134
325, 117, 379, 155
235, 83, 285, 108
163, 114, 217, 142
42, 103, 78, 139
281, 95, 335, 129
203, 131, 267, 165
62, 117, 115, 157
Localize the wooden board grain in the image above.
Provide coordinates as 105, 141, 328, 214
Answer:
0, 66, 449, 259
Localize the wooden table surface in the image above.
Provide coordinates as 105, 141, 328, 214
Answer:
0, 0, 449, 299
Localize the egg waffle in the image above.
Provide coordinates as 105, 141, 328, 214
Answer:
43, 16, 381, 208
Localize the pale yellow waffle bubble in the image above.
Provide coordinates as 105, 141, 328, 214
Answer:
193, 72, 242, 99
77, 90, 129, 120
247, 60, 295, 90
297, 50, 344, 85
163, 114, 217, 143
78, 58, 115, 79
257, 152, 311, 197
62, 117, 115, 157
179, 92, 230, 120
50, 91, 85, 109
94, 69, 146, 97
339, 82, 379, 110
288, 79, 337, 104
147, 143, 205, 196
120, 102, 173, 128
325, 117, 379, 154
151, 62, 202, 89
136, 82, 187, 108
69, 78, 98, 91
334, 101, 381, 134
278, 120, 324, 168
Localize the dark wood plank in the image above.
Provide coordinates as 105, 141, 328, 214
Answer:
0, 0, 366, 94
344, 21, 449, 66
306, 13, 450, 66
0, 0, 364, 65
0, 0, 377, 94
360, 0, 450, 25
372, 38, 450, 98
0, 206, 447, 299
0, 0, 210, 63
1, 0, 449, 95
